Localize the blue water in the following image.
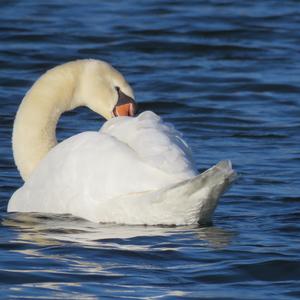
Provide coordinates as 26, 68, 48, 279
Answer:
1, 0, 300, 299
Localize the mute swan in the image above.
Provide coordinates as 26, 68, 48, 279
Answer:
7, 59, 236, 225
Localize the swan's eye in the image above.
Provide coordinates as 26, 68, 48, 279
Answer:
115, 86, 120, 92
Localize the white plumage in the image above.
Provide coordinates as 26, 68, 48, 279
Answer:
7, 60, 236, 225
8, 111, 235, 225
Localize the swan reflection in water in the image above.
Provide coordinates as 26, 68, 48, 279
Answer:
2, 212, 237, 299
3, 212, 236, 250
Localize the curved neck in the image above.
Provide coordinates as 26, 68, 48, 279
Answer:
13, 61, 84, 181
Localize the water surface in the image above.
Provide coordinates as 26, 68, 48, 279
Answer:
0, 0, 300, 299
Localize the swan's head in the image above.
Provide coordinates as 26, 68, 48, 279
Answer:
77, 60, 136, 120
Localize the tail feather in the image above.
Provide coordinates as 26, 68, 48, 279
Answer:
92, 160, 236, 225
156, 160, 237, 225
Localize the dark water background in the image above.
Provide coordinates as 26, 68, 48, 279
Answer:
1, 0, 300, 299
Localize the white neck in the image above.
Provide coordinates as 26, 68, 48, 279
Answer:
13, 61, 87, 181
13, 59, 133, 181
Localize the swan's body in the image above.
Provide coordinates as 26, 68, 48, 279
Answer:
7, 59, 236, 225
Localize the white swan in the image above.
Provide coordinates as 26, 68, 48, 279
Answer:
7, 59, 236, 225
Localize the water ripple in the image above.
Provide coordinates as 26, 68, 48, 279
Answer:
1, 0, 300, 299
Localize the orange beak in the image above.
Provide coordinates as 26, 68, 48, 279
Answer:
112, 88, 137, 117
112, 103, 135, 117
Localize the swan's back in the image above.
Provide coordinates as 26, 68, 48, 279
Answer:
101, 111, 197, 179
8, 112, 198, 221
